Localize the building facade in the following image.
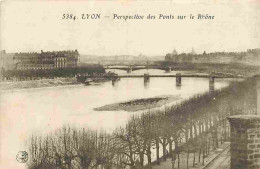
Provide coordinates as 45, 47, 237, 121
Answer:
11, 50, 80, 70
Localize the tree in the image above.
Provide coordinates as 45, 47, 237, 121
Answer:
113, 124, 137, 169
71, 128, 96, 168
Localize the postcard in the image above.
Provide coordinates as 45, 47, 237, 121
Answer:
0, 0, 260, 169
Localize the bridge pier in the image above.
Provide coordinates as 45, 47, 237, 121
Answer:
165, 67, 171, 73
112, 78, 118, 86
127, 66, 132, 73
209, 75, 215, 93
144, 73, 150, 81
111, 74, 120, 86
144, 74, 150, 88
176, 73, 181, 86
144, 73, 150, 80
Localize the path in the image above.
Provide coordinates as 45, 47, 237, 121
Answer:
203, 145, 230, 169
151, 142, 230, 169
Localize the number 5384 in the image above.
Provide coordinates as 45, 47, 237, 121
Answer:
62, 14, 77, 20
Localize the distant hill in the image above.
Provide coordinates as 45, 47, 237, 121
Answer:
80, 54, 164, 65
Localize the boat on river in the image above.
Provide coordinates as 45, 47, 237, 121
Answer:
84, 78, 93, 85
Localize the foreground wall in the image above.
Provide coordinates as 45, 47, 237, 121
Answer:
229, 115, 260, 169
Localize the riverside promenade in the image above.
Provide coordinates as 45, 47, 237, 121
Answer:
203, 145, 230, 169
152, 142, 230, 169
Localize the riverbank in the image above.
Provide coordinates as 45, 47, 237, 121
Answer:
94, 95, 182, 112
0, 77, 81, 91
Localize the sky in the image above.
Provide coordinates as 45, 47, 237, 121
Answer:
1, 0, 260, 56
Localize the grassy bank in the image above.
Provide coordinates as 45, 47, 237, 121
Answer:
94, 95, 182, 112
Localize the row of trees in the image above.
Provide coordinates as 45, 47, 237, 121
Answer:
0, 65, 105, 81
27, 78, 257, 169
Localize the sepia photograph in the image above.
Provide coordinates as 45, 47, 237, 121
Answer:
0, 0, 260, 168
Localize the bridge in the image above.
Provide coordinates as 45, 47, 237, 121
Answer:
78, 71, 246, 89
109, 73, 246, 92
115, 74, 244, 79
105, 65, 172, 73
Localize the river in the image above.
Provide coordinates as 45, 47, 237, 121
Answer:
0, 69, 237, 168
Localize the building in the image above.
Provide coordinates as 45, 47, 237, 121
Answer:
0, 50, 17, 70
10, 50, 80, 70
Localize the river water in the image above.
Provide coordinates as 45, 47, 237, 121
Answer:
0, 69, 236, 168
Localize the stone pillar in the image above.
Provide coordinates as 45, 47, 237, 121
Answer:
144, 75, 150, 88
209, 75, 215, 93
176, 73, 181, 86
228, 115, 260, 169
127, 66, 132, 73
144, 73, 150, 82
